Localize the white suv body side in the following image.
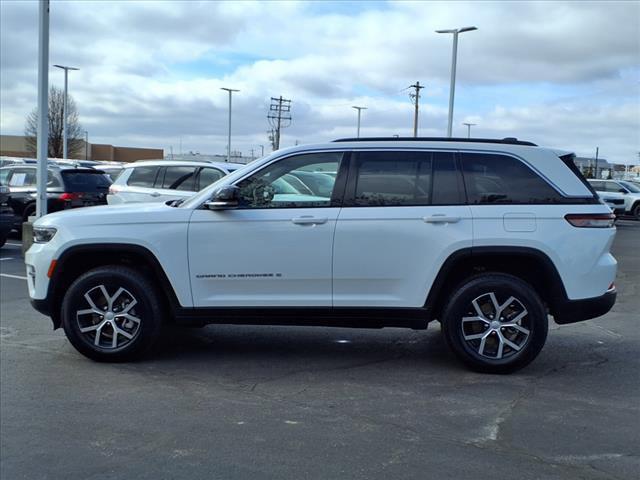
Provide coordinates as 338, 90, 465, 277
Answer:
25, 139, 618, 371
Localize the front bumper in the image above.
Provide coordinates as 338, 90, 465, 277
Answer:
553, 289, 617, 325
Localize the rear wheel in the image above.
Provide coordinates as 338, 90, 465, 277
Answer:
441, 273, 548, 374
61, 266, 165, 361
632, 202, 640, 220
22, 204, 36, 222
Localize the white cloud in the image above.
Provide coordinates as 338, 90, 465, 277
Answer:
0, 0, 638, 163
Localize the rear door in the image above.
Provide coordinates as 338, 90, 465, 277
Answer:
118, 166, 162, 203
332, 150, 473, 307
153, 165, 201, 202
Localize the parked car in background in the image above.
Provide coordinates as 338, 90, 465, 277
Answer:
107, 160, 242, 204
0, 164, 111, 231
588, 179, 640, 219
0, 183, 12, 247
95, 163, 125, 182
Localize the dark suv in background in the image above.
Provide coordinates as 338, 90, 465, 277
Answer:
0, 165, 112, 232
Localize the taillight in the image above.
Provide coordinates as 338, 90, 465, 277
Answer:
109, 185, 119, 195
59, 192, 81, 201
565, 213, 615, 228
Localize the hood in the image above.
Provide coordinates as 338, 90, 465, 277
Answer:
34, 202, 192, 228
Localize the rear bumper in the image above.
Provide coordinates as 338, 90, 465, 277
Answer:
553, 289, 617, 325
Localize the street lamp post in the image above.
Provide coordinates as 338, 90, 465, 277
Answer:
436, 26, 477, 137
221, 87, 239, 162
53, 64, 79, 159
84, 130, 89, 160
36, 0, 50, 218
352, 106, 367, 138
462, 122, 476, 138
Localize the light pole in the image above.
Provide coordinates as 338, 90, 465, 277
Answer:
221, 87, 239, 162
352, 106, 367, 138
36, 0, 50, 218
84, 130, 89, 159
53, 64, 79, 159
436, 26, 477, 137
259, 145, 264, 157
462, 122, 476, 138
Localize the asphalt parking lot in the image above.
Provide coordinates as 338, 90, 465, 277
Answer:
1, 221, 639, 480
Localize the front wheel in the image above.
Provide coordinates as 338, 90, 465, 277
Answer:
61, 266, 165, 362
632, 203, 640, 221
441, 273, 548, 374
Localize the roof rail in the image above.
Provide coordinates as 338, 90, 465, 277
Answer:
332, 137, 538, 147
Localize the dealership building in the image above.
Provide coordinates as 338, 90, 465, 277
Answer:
0, 135, 163, 162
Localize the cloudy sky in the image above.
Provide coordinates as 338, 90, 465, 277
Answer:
1, 0, 639, 163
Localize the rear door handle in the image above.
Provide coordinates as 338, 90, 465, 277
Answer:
292, 216, 328, 225
423, 215, 461, 224
150, 192, 161, 197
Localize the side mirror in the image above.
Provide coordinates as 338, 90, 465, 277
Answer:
204, 185, 239, 210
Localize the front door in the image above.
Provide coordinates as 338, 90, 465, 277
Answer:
188, 151, 346, 307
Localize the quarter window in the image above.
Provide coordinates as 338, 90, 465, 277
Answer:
127, 167, 160, 188
236, 152, 343, 209
460, 153, 562, 204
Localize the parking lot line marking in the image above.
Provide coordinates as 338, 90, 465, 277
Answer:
0, 273, 27, 280
0, 257, 14, 261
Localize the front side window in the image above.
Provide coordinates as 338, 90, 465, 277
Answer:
236, 152, 343, 209
460, 153, 563, 204
604, 181, 625, 193
127, 166, 160, 188
162, 166, 197, 191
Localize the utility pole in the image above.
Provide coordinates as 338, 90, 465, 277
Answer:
53, 64, 79, 159
352, 106, 367, 138
260, 145, 264, 157
462, 122, 476, 138
267, 96, 291, 150
36, 0, 50, 218
594, 146, 599, 179
84, 130, 88, 159
408, 81, 424, 137
221, 87, 239, 162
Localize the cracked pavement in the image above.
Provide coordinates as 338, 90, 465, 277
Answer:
1, 221, 639, 479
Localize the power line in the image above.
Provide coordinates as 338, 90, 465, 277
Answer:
408, 81, 424, 137
267, 96, 292, 151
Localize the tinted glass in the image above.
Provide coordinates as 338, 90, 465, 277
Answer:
47, 171, 61, 188
619, 181, 640, 193
353, 151, 432, 206
604, 182, 624, 193
0, 168, 11, 184
432, 152, 462, 204
162, 166, 197, 191
198, 168, 224, 190
127, 166, 160, 187
589, 181, 604, 191
460, 153, 562, 204
61, 171, 111, 191
236, 152, 343, 208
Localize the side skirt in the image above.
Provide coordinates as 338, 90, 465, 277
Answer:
174, 307, 431, 330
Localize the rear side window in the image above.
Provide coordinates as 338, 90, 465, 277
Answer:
603, 182, 624, 193
162, 166, 197, 191
198, 167, 224, 190
350, 151, 463, 206
8, 168, 37, 187
127, 166, 160, 187
460, 153, 562, 204
61, 171, 111, 191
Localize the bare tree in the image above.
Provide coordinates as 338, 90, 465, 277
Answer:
25, 86, 84, 158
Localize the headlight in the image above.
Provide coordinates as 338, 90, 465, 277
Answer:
33, 226, 57, 243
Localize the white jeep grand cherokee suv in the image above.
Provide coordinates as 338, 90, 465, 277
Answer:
26, 138, 617, 373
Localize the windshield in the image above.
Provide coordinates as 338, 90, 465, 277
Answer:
619, 181, 640, 193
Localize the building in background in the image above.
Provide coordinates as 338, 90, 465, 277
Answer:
0, 135, 162, 162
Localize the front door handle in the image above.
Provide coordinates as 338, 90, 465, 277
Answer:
150, 192, 161, 197
291, 216, 328, 225
423, 214, 461, 224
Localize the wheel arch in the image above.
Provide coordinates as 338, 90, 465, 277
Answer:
47, 243, 181, 329
425, 246, 568, 322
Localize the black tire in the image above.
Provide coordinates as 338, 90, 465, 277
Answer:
0, 234, 6, 248
61, 265, 165, 362
633, 203, 640, 221
441, 273, 548, 374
